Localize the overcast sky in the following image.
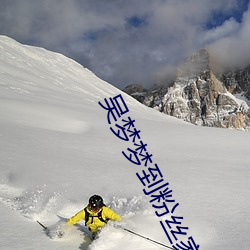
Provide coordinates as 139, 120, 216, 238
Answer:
0, 0, 249, 89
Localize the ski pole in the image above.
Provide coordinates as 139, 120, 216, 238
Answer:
37, 220, 48, 231
122, 227, 175, 250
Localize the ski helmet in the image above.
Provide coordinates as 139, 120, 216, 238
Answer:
89, 195, 104, 211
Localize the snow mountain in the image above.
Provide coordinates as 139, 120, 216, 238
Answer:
0, 36, 250, 250
123, 49, 250, 130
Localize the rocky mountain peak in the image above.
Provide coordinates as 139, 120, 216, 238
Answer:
123, 49, 250, 130
177, 49, 210, 78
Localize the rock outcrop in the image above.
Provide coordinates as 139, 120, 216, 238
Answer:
123, 49, 250, 130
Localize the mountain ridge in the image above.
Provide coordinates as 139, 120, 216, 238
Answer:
123, 49, 250, 130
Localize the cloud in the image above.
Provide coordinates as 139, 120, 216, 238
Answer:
200, 18, 240, 45
208, 4, 250, 68
0, 0, 249, 89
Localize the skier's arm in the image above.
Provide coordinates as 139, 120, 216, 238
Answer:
104, 207, 122, 222
67, 209, 85, 225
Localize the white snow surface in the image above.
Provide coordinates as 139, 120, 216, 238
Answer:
0, 35, 250, 250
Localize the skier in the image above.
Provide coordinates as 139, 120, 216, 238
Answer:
66, 194, 122, 239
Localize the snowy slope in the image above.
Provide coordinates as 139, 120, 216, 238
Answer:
0, 36, 250, 250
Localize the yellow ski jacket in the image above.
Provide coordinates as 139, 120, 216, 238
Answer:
67, 206, 121, 233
